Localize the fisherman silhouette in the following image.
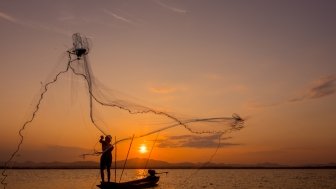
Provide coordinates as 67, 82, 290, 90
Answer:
99, 135, 114, 183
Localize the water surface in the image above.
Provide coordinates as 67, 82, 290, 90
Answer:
2, 169, 336, 189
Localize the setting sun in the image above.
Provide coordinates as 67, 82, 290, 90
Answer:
139, 144, 148, 154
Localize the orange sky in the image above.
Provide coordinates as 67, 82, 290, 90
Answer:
0, 0, 336, 165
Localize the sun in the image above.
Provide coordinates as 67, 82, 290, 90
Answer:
139, 144, 148, 154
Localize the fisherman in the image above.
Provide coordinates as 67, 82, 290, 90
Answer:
99, 135, 114, 183
147, 169, 156, 178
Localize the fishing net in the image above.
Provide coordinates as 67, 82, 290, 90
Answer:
1, 33, 244, 188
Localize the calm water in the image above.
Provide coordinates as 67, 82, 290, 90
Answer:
2, 169, 336, 189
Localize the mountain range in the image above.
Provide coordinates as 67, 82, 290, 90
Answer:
1, 158, 336, 169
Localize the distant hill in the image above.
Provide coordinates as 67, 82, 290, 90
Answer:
0, 158, 178, 169
1, 159, 336, 169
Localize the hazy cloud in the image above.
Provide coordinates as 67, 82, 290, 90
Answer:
153, 0, 188, 14
157, 134, 240, 148
57, 15, 75, 21
246, 75, 336, 109
290, 75, 336, 102
103, 9, 134, 24
0, 10, 70, 36
149, 86, 177, 94
0, 11, 17, 23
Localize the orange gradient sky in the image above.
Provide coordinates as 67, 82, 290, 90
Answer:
0, 0, 336, 165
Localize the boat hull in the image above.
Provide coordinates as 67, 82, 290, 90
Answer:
97, 176, 159, 189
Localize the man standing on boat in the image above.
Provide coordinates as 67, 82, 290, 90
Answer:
99, 135, 114, 183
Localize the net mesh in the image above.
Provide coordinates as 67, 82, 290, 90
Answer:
1, 33, 245, 188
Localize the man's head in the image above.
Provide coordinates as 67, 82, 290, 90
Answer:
105, 135, 112, 143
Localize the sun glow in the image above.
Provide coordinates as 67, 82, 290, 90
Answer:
139, 144, 148, 154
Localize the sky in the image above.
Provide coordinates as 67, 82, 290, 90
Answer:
0, 0, 336, 165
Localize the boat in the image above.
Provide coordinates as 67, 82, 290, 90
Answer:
97, 175, 160, 189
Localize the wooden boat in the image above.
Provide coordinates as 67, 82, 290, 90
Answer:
97, 176, 160, 189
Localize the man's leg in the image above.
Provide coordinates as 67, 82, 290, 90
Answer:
107, 166, 111, 182
100, 168, 105, 182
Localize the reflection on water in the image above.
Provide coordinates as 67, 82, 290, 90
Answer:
2, 169, 336, 189
135, 169, 148, 179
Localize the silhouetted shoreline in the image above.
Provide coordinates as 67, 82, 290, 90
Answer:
2, 167, 336, 169
1, 158, 335, 169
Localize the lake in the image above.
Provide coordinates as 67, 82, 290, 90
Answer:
2, 169, 336, 189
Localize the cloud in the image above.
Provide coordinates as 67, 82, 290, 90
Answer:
157, 134, 240, 148
0, 11, 18, 23
149, 86, 178, 94
153, 0, 188, 14
289, 75, 336, 102
246, 75, 336, 109
0, 10, 71, 36
103, 9, 134, 24
58, 15, 75, 21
